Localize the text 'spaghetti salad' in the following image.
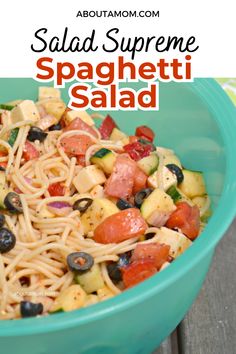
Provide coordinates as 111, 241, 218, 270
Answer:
0, 87, 210, 319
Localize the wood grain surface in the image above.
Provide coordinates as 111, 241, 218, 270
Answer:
154, 218, 236, 354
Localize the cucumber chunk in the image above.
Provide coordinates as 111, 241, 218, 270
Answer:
50, 285, 86, 313
140, 188, 176, 222
179, 169, 206, 198
137, 153, 159, 176
166, 186, 182, 203
0, 104, 14, 111
8, 128, 19, 147
75, 264, 105, 294
90, 148, 116, 174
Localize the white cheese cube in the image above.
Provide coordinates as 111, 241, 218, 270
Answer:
156, 227, 192, 258
38, 87, 61, 101
64, 110, 94, 126
11, 100, 40, 123
73, 165, 106, 193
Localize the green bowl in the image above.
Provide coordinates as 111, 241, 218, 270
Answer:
0, 78, 235, 354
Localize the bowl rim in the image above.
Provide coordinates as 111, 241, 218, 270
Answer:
0, 78, 236, 336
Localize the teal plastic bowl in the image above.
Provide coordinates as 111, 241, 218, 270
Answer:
0, 78, 235, 354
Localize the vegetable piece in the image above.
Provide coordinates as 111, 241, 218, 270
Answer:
140, 188, 176, 225
48, 182, 65, 197
133, 167, 148, 194
107, 263, 122, 283
23, 141, 39, 161
123, 141, 153, 161
137, 138, 156, 151
73, 198, 93, 213
38, 98, 66, 121
104, 155, 136, 199
27, 126, 48, 142
179, 169, 206, 198
0, 228, 16, 253
107, 253, 131, 283
36, 114, 58, 131
156, 147, 182, 168
131, 243, 170, 270
67, 252, 94, 273
97, 286, 114, 301
137, 153, 159, 176
38, 87, 60, 101
135, 125, 155, 142
20, 301, 43, 318
50, 284, 86, 312
98, 115, 117, 139
94, 208, 148, 244
60, 135, 93, 156
49, 123, 62, 131
47, 202, 71, 216
75, 264, 105, 293
134, 188, 153, 208
8, 128, 19, 147
81, 198, 119, 234
62, 109, 94, 126
166, 201, 200, 240
0, 151, 7, 170
166, 164, 184, 184
116, 198, 133, 210
76, 155, 86, 167
0, 104, 14, 111
11, 100, 40, 123
73, 165, 106, 194
110, 127, 128, 143
64, 117, 97, 137
122, 259, 157, 288
166, 186, 182, 203
0, 214, 5, 227
155, 227, 192, 258
90, 148, 116, 174
4, 192, 23, 214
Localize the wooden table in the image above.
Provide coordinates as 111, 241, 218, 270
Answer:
155, 218, 236, 354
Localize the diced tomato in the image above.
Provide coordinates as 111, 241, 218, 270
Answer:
60, 135, 93, 156
0, 150, 7, 169
94, 208, 148, 244
48, 182, 65, 197
123, 141, 153, 161
105, 155, 136, 199
76, 155, 86, 166
98, 115, 117, 139
166, 201, 200, 240
122, 259, 157, 288
23, 141, 39, 161
135, 125, 155, 142
133, 167, 147, 194
129, 135, 139, 144
0, 161, 7, 169
64, 118, 97, 137
131, 243, 170, 270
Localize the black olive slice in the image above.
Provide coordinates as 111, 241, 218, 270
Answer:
134, 188, 153, 208
107, 253, 131, 283
73, 198, 93, 213
0, 166, 6, 171
67, 252, 94, 273
4, 192, 23, 214
20, 301, 43, 318
27, 126, 48, 142
0, 214, 5, 228
116, 199, 133, 210
166, 164, 184, 184
49, 123, 62, 131
0, 228, 16, 253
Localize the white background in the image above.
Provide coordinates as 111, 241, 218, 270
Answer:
0, 0, 235, 78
